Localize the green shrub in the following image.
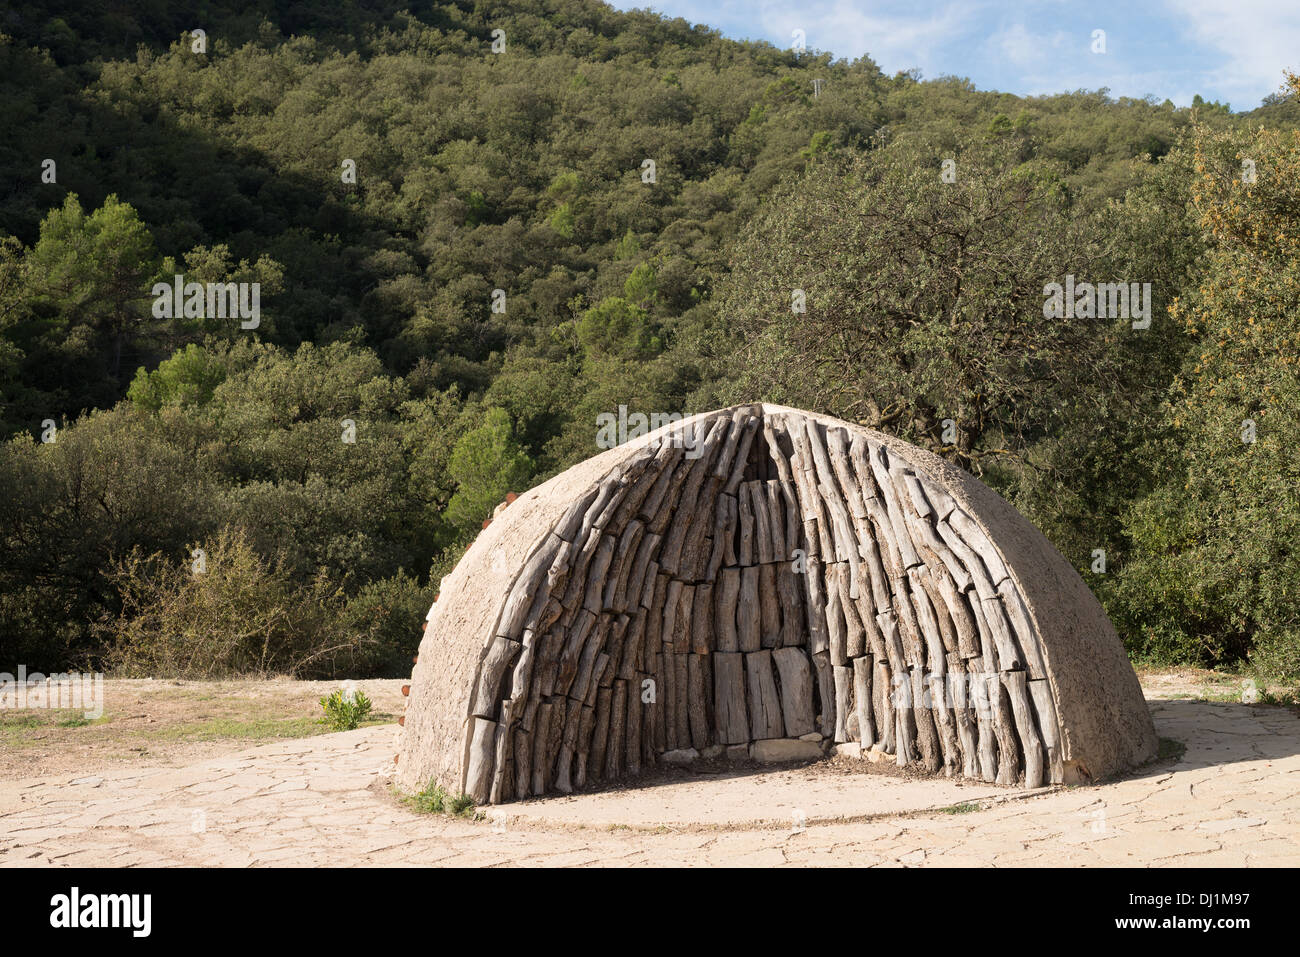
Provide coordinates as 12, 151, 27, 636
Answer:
319, 687, 373, 731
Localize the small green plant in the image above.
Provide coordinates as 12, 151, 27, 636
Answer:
448, 792, 477, 817
938, 801, 981, 815
404, 780, 477, 818
319, 687, 373, 731
1258, 687, 1300, 707
409, 781, 448, 814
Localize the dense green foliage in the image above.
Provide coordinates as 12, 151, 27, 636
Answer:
1, 1, 1298, 682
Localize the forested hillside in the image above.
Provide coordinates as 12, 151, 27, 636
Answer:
1, 1, 1297, 683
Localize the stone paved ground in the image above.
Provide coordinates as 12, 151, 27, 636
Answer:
1, 695, 1297, 866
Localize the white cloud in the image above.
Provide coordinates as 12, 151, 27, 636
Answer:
1164, 0, 1300, 104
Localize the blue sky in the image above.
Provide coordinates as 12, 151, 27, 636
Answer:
608, 1, 1299, 110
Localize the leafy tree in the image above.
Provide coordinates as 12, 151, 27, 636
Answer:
443, 407, 534, 530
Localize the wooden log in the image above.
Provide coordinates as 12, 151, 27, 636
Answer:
970, 667, 998, 782
553, 695, 583, 793
737, 484, 756, 566
737, 566, 761, 652
759, 563, 781, 649
545, 697, 567, 791
987, 674, 1020, 786
776, 562, 806, 647
1028, 679, 1064, 784
825, 427, 867, 519
788, 429, 835, 556
824, 562, 849, 666
672, 584, 695, 655
555, 486, 601, 543
706, 492, 735, 579
860, 537, 892, 617
555, 609, 598, 698
673, 653, 690, 749
746, 650, 785, 739
874, 612, 909, 675
911, 668, 941, 773
875, 660, 895, 753
912, 564, 957, 656
853, 655, 875, 748
947, 508, 1009, 585
818, 482, 857, 563
863, 495, 904, 581
605, 520, 646, 612
639, 560, 661, 611
626, 675, 643, 776
650, 653, 666, 752
927, 672, 961, 776
967, 592, 1000, 677
574, 705, 596, 789
713, 652, 750, 744
893, 669, 916, 766
765, 480, 787, 563
893, 578, 927, 671
687, 653, 710, 750
833, 665, 853, 743
715, 567, 741, 652
659, 422, 725, 575
848, 433, 880, 500
998, 579, 1048, 680
472, 636, 522, 719
721, 493, 739, 567
619, 612, 645, 681
762, 420, 802, 549
907, 574, 947, 676
711, 408, 751, 485
513, 727, 532, 798
865, 444, 921, 570
837, 562, 867, 658
582, 534, 618, 615
603, 680, 627, 780
639, 449, 687, 528
812, 650, 835, 739
531, 702, 554, 795
947, 654, 979, 779
489, 703, 513, 804
590, 686, 613, 783
722, 414, 761, 495
506, 644, 536, 733
980, 596, 1024, 672
933, 566, 981, 659
772, 647, 816, 737
663, 648, 680, 751
570, 617, 610, 704
692, 582, 714, 654
498, 533, 566, 640
1002, 670, 1045, 788
803, 559, 830, 655
920, 477, 958, 521
859, 602, 888, 664
661, 579, 683, 650
612, 442, 676, 529
681, 483, 719, 581
748, 481, 775, 564
901, 473, 932, 519
936, 519, 998, 601
592, 451, 655, 531
801, 417, 836, 488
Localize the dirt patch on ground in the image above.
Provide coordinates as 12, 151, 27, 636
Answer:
0, 678, 405, 781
